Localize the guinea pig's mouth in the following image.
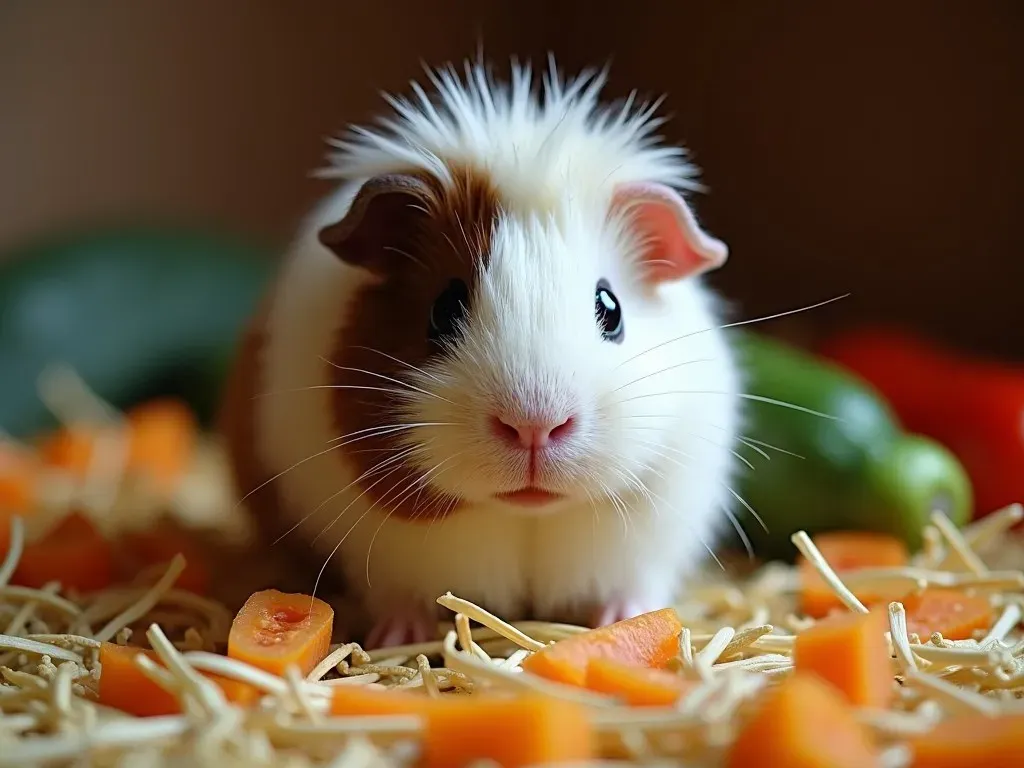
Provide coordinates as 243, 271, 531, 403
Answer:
493, 487, 565, 509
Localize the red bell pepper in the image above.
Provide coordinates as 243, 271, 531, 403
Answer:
817, 325, 1024, 520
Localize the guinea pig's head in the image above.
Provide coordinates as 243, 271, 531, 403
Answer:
318, 66, 735, 521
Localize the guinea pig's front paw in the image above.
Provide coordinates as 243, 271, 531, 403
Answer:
364, 605, 436, 650
590, 596, 668, 628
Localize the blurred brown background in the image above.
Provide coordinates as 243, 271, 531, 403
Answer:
2, 1, 1021, 357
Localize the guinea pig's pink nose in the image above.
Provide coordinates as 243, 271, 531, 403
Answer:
491, 414, 575, 450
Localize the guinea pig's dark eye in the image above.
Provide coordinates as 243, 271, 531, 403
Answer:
595, 279, 624, 343
429, 278, 470, 344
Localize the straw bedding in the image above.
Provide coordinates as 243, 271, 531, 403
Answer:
0, 373, 1022, 767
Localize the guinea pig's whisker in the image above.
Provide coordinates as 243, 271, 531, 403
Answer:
360, 466, 439, 576
310, 453, 436, 601
646, 488, 726, 571
312, 463, 409, 545
617, 416, 763, 468
424, 493, 460, 537
327, 422, 458, 444
251, 384, 411, 400
614, 293, 850, 371
346, 446, 414, 456
350, 345, 445, 384
235, 437, 360, 511
273, 450, 417, 546
429, 494, 461, 539
612, 464, 655, 505
721, 484, 769, 534
365, 455, 460, 587
680, 432, 756, 472
311, 476, 401, 603
410, 453, 461, 521
319, 357, 457, 405
593, 476, 631, 536
739, 435, 803, 459
610, 357, 715, 394
737, 435, 802, 460
637, 459, 668, 483
581, 484, 600, 521
700, 422, 805, 460
627, 440, 697, 480
721, 504, 755, 561
274, 445, 422, 546
733, 437, 770, 462
611, 390, 839, 421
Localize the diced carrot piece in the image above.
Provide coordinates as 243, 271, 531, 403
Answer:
38, 427, 96, 477
39, 399, 197, 494
794, 607, 893, 708
227, 589, 334, 676
584, 657, 694, 707
13, 512, 114, 593
120, 527, 209, 595
520, 608, 683, 687
332, 688, 596, 766
725, 673, 879, 768
901, 588, 994, 641
907, 713, 1024, 767
799, 531, 910, 618
421, 694, 595, 768
125, 399, 197, 493
330, 684, 434, 716
0, 443, 38, 515
98, 643, 261, 716
0, 445, 40, 553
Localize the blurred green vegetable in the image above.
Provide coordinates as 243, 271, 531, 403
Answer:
731, 331, 972, 560
0, 226, 276, 438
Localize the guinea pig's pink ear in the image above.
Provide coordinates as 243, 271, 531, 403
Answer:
318, 174, 433, 274
612, 181, 728, 284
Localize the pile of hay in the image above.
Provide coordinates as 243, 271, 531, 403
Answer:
0, 369, 1022, 766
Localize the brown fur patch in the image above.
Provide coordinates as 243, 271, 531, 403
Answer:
325, 166, 501, 521
217, 295, 303, 549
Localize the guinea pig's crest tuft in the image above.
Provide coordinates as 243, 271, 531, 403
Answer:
315, 56, 702, 212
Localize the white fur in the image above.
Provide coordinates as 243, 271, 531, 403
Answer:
255, 59, 742, 624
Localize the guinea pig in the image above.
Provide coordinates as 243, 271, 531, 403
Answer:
219, 58, 743, 649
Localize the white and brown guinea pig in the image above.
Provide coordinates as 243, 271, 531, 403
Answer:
220, 58, 743, 649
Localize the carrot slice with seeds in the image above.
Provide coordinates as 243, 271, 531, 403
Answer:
584, 657, 695, 706
907, 713, 1024, 767
13, 512, 114, 593
726, 673, 879, 768
901, 588, 994, 641
227, 589, 334, 676
520, 607, 683, 687
98, 643, 260, 716
794, 606, 893, 708
421, 694, 595, 767
799, 531, 910, 618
